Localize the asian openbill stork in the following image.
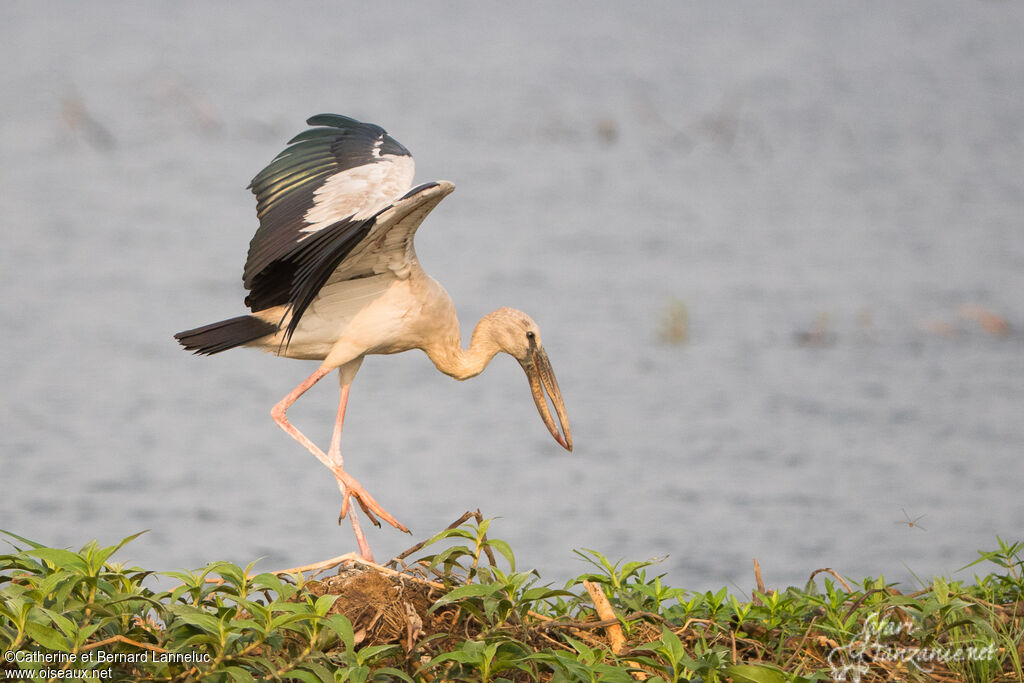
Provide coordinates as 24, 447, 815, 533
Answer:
175, 114, 573, 561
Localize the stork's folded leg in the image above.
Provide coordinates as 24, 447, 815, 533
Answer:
270, 364, 408, 559
271, 366, 335, 470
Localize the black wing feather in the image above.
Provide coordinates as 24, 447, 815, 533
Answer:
244, 216, 374, 335
242, 114, 411, 292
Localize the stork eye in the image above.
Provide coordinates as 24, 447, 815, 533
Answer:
526, 331, 536, 341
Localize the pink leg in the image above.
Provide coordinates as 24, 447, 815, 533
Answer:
328, 382, 374, 562
271, 365, 408, 562
271, 366, 335, 471
327, 383, 350, 467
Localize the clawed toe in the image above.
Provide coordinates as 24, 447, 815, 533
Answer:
338, 494, 381, 528
333, 470, 408, 533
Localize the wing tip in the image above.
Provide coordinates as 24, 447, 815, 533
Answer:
305, 113, 364, 129
400, 180, 455, 201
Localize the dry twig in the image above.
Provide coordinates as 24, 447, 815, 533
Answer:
808, 567, 853, 592
582, 580, 626, 655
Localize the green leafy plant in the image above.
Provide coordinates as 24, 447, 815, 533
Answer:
2, 525, 1021, 682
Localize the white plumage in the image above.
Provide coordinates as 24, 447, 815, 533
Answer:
302, 153, 415, 232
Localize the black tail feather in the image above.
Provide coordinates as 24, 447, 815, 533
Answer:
174, 315, 278, 355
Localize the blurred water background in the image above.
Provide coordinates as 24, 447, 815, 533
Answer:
2, 2, 1023, 592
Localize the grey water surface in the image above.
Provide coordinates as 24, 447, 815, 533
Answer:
2, 2, 1023, 592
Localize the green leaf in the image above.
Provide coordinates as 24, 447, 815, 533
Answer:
0, 529, 47, 550
659, 625, 685, 662
560, 635, 602, 664
426, 545, 475, 570
298, 662, 335, 681
270, 611, 315, 633
225, 666, 258, 683
35, 570, 78, 600
324, 614, 354, 651
179, 633, 221, 649
433, 528, 477, 543
37, 607, 77, 640
163, 569, 201, 585
76, 622, 102, 643
24, 548, 90, 573
371, 667, 415, 682
207, 561, 247, 590
168, 605, 223, 633
228, 618, 264, 636
521, 586, 573, 602
487, 538, 516, 570
428, 582, 502, 611
313, 593, 338, 616
25, 620, 70, 651
251, 572, 287, 595
281, 669, 323, 683
427, 650, 474, 666
475, 517, 493, 538
724, 663, 788, 683
620, 557, 665, 578
91, 531, 149, 568
235, 598, 270, 622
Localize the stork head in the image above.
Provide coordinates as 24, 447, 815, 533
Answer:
484, 308, 573, 452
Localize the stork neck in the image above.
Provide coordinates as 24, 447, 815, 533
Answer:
425, 316, 502, 381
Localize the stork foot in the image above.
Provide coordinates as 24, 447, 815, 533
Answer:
333, 468, 410, 534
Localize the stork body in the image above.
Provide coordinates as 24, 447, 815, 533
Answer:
175, 114, 572, 561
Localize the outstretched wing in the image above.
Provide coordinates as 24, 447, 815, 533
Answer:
331, 180, 456, 282
243, 114, 415, 314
